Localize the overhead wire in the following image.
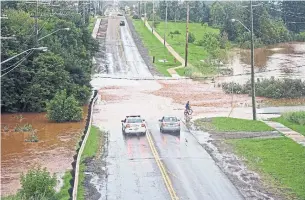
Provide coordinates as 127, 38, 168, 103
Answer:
1, 50, 34, 77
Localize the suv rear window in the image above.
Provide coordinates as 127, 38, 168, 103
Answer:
163, 117, 177, 122
126, 118, 142, 123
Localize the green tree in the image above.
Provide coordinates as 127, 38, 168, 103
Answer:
1, 5, 98, 113
188, 32, 196, 43
46, 90, 83, 122
19, 166, 57, 200
22, 53, 71, 112
69, 85, 91, 105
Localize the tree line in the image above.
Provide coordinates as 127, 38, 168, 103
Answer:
1, 2, 99, 113
135, 1, 305, 47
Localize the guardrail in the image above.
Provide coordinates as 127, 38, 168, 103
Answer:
69, 90, 98, 200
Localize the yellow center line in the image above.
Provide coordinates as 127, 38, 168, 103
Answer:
146, 131, 179, 200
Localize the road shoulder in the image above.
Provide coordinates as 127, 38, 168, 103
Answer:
185, 117, 305, 200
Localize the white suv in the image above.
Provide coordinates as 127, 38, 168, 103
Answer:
121, 115, 146, 135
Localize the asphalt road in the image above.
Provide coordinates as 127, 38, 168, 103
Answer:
89, 11, 244, 200
105, 15, 152, 78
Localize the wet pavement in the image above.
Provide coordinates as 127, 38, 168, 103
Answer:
87, 11, 244, 200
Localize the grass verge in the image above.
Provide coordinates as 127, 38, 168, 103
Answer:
56, 171, 72, 200
77, 125, 104, 200
132, 19, 180, 76
153, 21, 219, 65
271, 115, 305, 136
88, 16, 96, 32
195, 117, 274, 132
175, 67, 185, 76
228, 137, 305, 200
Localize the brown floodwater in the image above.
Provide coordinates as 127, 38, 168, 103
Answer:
1, 107, 88, 196
219, 42, 305, 84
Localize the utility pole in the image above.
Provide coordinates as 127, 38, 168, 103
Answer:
164, 0, 168, 46
185, 1, 189, 67
28, 0, 39, 47
152, 0, 154, 33
250, 0, 256, 120
138, 1, 140, 16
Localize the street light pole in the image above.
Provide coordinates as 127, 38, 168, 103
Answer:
185, 1, 189, 67
250, 0, 257, 120
164, 0, 168, 46
1, 47, 48, 65
152, 0, 154, 33
37, 28, 70, 41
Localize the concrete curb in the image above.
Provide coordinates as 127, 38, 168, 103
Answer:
92, 18, 101, 39
71, 90, 98, 200
92, 74, 191, 80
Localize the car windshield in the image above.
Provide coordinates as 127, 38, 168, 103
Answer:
127, 118, 142, 123
163, 117, 178, 122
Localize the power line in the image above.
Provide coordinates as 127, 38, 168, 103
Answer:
1, 50, 34, 77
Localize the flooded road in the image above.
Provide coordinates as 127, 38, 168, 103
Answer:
220, 42, 305, 84
87, 11, 245, 199
1, 108, 87, 196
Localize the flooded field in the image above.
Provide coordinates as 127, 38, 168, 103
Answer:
1, 107, 88, 196
219, 42, 305, 84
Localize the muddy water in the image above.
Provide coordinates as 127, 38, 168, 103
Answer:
221, 42, 305, 84
1, 108, 88, 196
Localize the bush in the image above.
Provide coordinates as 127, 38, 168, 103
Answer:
19, 166, 57, 200
69, 85, 91, 105
283, 111, 305, 125
221, 82, 244, 94
188, 32, 196, 43
173, 30, 181, 34
46, 89, 83, 122
222, 78, 305, 99
132, 14, 139, 19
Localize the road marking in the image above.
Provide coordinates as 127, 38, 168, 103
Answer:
146, 131, 179, 200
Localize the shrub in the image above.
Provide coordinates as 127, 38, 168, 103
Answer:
173, 30, 181, 34
222, 78, 305, 99
46, 89, 83, 122
221, 82, 244, 94
19, 166, 57, 200
188, 32, 196, 43
283, 111, 305, 125
14, 123, 33, 132
132, 14, 139, 19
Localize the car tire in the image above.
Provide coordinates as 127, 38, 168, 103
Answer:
177, 130, 180, 135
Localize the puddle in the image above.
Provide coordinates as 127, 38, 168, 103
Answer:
1, 108, 88, 196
